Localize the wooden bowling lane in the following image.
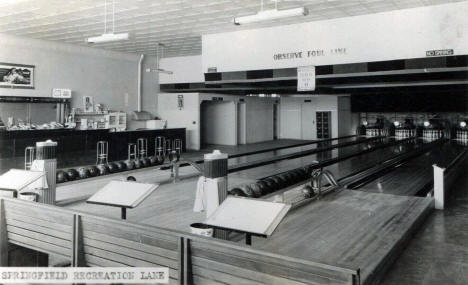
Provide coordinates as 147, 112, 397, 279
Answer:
356, 141, 468, 196
251, 190, 434, 285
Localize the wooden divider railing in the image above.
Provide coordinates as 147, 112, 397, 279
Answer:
0, 197, 360, 285
433, 148, 468, 210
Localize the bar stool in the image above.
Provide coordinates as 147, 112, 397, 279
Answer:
166, 138, 173, 162
96, 141, 109, 165
128, 143, 138, 160
137, 138, 148, 158
173, 139, 182, 161
24, 146, 35, 170
155, 136, 166, 158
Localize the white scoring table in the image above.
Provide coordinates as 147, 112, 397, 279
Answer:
87, 180, 158, 219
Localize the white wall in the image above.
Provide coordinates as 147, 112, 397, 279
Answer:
201, 101, 237, 146
0, 33, 158, 127
203, 2, 468, 72
157, 92, 200, 150
280, 96, 340, 140
159, 55, 203, 84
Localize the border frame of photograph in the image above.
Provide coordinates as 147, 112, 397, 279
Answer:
0, 62, 35, 89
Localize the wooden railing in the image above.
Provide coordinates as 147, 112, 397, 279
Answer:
0, 197, 360, 285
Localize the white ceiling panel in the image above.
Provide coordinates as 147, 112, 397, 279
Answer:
0, 0, 466, 57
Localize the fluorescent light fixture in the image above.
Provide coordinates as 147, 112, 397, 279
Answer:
87, 33, 129, 44
362, 121, 368, 126
146, 68, 173, 75
234, 7, 308, 25
394, 121, 400, 127
423, 121, 430, 127
460, 121, 467, 128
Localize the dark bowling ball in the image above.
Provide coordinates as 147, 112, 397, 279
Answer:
149, 156, 158, 165
264, 177, 278, 192
291, 169, 301, 182
297, 168, 307, 180
127, 176, 137, 182
97, 164, 110, 175
107, 162, 119, 173
277, 174, 288, 188
229, 188, 247, 197
116, 161, 126, 171
142, 158, 151, 167
303, 165, 313, 177
249, 183, 262, 198
66, 168, 79, 181
78, 167, 90, 179
125, 159, 135, 170
283, 172, 295, 185
256, 180, 269, 195
271, 176, 284, 189
56, 170, 68, 183
65, 168, 78, 181
134, 159, 142, 169
88, 166, 99, 177
239, 184, 255, 197
156, 155, 165, 165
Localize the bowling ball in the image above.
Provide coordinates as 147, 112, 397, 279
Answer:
264, 177, 278, 192
134, 159, 142, 169
249, 183, 262, 198
256, 180, 269, 195
303, 165, 313, 176
142, 158, 151, 167
124, 159, 135, 170
271, 176, 284, 189
66, 168, 79, 181
127, 176, 137, 182
156, 155, 165, 165
56, 170, 68, 183
229, 188, 247, 197
283, 172, 294, 185
297, 168, 307, 180
88, 166, 99, 177
239, 184, 255, 197
97, 164, 110, 175
78, 167, 90, 179
289, 171, 300, 183
107, 162, 119, 173
116, 161, 126, 171
149, 156, 158, 165
277, 174, 289, 187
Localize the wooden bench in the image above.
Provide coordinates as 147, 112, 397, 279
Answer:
0, 197, 360, 285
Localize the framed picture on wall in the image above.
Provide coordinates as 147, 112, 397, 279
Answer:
83, 96, 94, 113
0, 62, 34, 89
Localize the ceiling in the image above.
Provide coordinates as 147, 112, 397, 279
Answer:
0, 0, 466, 57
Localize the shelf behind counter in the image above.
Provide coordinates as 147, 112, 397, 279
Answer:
0, 128, 186, 160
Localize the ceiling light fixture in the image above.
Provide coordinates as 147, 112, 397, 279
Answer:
233, 0, 308, 25
87, 0, 129, 44
460, 121, 467, 128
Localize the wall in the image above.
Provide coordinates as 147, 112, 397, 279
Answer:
202, 2, 468, 72
338, 97, 359, 137
159, 55, 203, 84
157, 92, 200, 150
279, 96, 341, 140
0, 33, 158, 128
245, 97, 274, 143
201, 101, 237, 146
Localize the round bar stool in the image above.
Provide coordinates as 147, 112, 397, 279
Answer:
137, 138, 148, 158
173, 139, 182, 161
96, 141, 109, 165
24, 146, 35, 170
128, 143, 138, 160
155, 136, 166, 158
166, 138, 173, 162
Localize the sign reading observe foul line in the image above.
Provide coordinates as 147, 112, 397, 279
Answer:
297, 65, 316, 92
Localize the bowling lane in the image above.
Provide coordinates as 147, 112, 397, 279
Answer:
357, 140, 468, 196
226, 135, 369, 166
229, 137, 425, 181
